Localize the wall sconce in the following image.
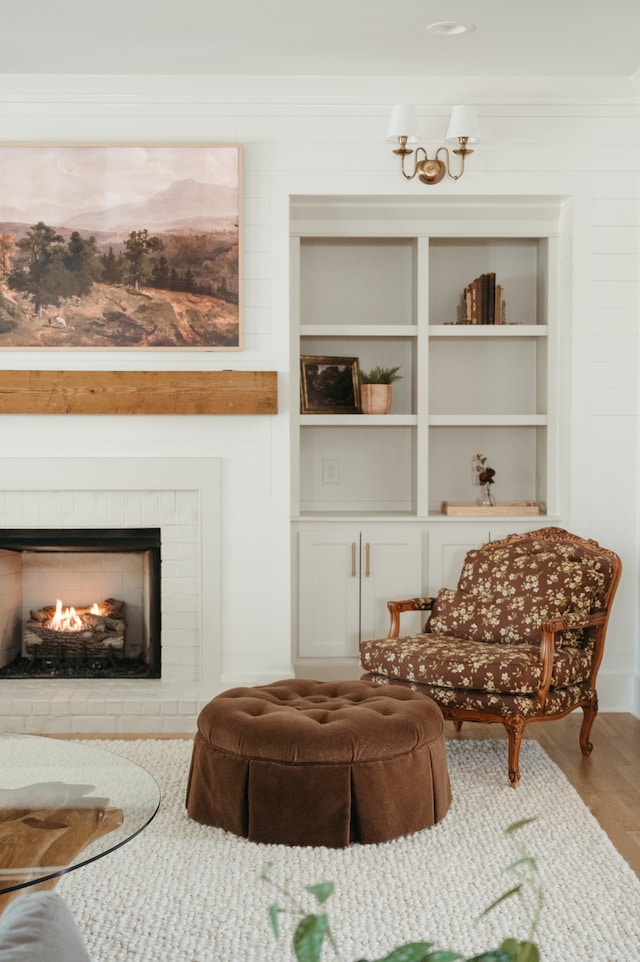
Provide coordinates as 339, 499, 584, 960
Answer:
387, 104, 480, 185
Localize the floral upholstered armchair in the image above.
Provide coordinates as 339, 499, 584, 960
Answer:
360, 527, 622, 785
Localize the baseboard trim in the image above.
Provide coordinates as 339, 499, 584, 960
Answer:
596, 670, 634, 713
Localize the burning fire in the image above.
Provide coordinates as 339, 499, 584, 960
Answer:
49, 599, 102, 632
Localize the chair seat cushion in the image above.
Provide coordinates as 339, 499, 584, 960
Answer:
363, 673, 589, 720
360, 633, 594, 695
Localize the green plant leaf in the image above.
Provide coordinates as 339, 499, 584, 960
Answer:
505, 818, 537, 835
268, 903, 280, 939
426, 951, 465, 961
496, 938, 521, 960
493, 938, 540, 962
514, 943, 539, 962
293, 913, 329, 962
504, 857, 536, 873
359, 365, 402, 384
479, 884, 522, 917
305, 882, 335, 904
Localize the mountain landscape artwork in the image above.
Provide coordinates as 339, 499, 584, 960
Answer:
0, 145, 241, 349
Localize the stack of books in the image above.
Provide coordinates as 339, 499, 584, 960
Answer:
461, 272, 505, 324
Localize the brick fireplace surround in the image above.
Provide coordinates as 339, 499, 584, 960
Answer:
0, 457, 221, 734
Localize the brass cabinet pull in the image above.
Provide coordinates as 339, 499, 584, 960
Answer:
351, 542, 357, 577
365, 542, 371, 577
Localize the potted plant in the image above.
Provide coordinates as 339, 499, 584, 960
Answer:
264, 819, 541, 962
358, 366, 402, 415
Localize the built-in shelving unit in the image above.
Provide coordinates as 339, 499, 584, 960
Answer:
290, 195, 569, 664
291, 197, 564, 519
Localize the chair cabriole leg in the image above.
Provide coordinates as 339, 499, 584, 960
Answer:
580, 693, 598, 756
504, 715, 526, 787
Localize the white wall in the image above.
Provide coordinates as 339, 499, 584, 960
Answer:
0, 72, 637, 710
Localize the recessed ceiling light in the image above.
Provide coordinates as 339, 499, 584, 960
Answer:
426, 21, 475, 36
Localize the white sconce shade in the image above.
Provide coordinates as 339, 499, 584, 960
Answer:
446, 105, 480, 143
386, 104, 420, 143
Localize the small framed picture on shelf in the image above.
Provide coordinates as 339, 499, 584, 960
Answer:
300, 355, 361, 414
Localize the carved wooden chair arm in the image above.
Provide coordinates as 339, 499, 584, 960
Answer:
540, 611, 598, 634
537, 610, 605, 707
387, 597, 435, 638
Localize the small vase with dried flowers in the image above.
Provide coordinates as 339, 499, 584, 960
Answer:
474, 453, 496, 507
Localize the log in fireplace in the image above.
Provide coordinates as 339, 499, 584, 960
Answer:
0, 528, 161, 679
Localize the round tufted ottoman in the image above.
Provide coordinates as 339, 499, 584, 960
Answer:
185, 678, 451, 848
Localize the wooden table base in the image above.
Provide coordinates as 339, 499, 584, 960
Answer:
0, 782, 124, 913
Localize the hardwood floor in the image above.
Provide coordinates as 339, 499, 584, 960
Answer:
447, 712, 640, 877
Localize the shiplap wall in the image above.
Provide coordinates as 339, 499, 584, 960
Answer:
0, 73, 638, 710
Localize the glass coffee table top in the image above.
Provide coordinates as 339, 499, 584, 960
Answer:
0, 734, 160, 897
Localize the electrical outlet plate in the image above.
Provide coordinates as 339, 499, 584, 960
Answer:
322, 459, 339, 484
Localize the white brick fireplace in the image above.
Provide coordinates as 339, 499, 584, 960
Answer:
0, 457, 220, 733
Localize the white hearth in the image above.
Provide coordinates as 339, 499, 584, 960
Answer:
0, 457, 220, 733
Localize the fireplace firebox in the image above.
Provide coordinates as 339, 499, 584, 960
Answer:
0, 528, 161, 679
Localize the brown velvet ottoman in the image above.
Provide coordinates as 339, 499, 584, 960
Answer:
185, 678, 451, 848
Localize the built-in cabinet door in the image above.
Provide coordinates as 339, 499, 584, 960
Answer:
297, 523, 553, 659
425, 521, 556, 594
298, 526, 423, 659
298, 529, 361, 659
359, 527, 423, 641
426, 525, 491, 594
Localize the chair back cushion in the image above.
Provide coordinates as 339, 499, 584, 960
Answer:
428, 538, 612, 647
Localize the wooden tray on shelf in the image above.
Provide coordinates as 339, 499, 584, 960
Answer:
441, 500, 540, 517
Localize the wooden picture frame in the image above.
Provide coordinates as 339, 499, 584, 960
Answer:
300, 355, 361, 414
0, 144, 241, 350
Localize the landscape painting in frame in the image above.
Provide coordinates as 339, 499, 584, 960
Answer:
0, 144, 241, 349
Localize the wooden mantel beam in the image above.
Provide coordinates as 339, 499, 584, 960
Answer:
0, 370, 278, 415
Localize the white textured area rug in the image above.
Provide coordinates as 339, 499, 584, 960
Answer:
57, 739, 640, 962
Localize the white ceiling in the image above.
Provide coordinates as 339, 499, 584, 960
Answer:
4, 0, 640, 78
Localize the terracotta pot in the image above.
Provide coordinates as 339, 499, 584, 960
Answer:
360, 383, 392, 415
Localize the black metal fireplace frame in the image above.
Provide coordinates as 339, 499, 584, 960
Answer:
0, 528, 161, 678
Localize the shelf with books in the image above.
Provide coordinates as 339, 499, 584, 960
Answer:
428, 236, 548, 327
429, 325, 547, 337
461, 271, 505, 325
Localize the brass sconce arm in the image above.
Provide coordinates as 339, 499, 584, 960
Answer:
394, 137, 474, 186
